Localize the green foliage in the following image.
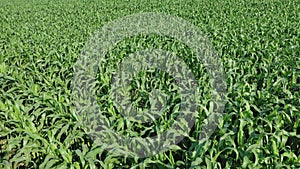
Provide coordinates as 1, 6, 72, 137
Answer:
0, 0, 299, 168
